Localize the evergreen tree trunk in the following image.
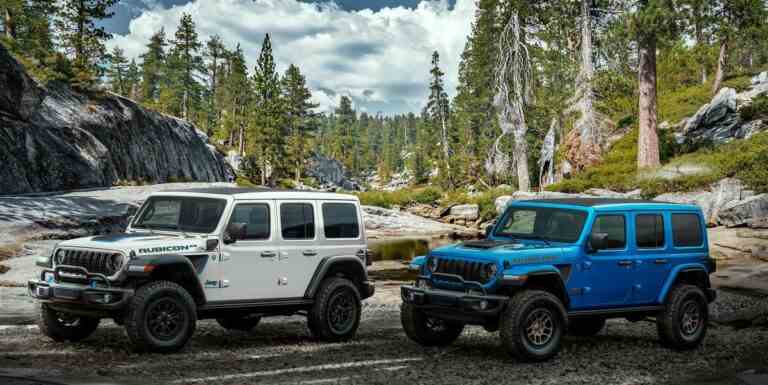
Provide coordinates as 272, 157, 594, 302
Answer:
637, 34, 660, 168
712, 38, 728, 95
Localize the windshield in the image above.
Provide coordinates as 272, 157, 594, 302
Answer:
133, 197, 227, 233
494, 206, 587, 243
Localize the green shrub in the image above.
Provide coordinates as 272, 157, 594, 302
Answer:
412, 187, 443, 204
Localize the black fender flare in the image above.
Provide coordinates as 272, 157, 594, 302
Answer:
126, 254, 206, 305
513, 270, 570, 308
304, 256, 367, 298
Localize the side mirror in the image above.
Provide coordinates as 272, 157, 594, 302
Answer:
224, 223, 247, 245
588, 232, 609, 253
485, 224, 494, 238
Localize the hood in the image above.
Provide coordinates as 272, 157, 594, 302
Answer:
55, 232, 210, 256
430, 239, 564, 265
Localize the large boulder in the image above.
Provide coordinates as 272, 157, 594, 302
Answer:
679, 87, 741, 145
718, 194, 768, 228
0, 44, 232, 194
654, 178, 747, 226
448, 204, 479, 221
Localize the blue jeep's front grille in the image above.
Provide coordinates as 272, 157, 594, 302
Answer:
435, 258, 491, 284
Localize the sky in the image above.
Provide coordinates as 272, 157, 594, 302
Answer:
104, 0, 473, 115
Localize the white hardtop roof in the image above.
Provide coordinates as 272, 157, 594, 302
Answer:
150, 187, 359, 201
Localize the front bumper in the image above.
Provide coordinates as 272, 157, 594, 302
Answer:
27, 267, 133, 311
401, 282, 508, 322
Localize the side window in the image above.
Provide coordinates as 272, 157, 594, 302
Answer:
229, 204, 270, 240
672, 213, 703, 247
636, 214, 664, 249
281, 203, 315, 240
591, 215, 626, 250
323, 203, 360, 239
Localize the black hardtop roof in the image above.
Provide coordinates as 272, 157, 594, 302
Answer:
517, 198, 681, 207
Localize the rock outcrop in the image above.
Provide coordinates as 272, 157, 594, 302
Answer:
678, 74, 768, 146
305, 153, 362, 191
0, 44, 232, 195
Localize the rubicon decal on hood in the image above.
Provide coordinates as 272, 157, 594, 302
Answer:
137, 244, 199, 255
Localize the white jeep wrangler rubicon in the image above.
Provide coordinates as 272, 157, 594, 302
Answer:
28, 188, 375, 353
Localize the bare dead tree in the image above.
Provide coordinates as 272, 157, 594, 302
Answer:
539, 118, 558, 188
488, 10, 533, 191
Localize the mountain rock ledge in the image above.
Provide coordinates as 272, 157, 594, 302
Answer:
0, 44, 233, 195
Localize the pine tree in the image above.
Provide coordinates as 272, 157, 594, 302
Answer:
452, 0, 500, 184
106, 46, 128, 95
426, 51, 453, 187
627, 0, 679, 168
250, 34, 285, 185
169, 13, 204, 121
710, 0, 764, 94
220, 44, 250, 151
282, 64, 319, 182
203, 34, 226, 136
56, 0, 118, 87
125, 58, 141, 100
335, 96, 357, 171
2, 0, 65, 82
140, 28, 167, 103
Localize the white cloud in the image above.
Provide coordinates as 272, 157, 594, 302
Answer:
107, 0, 476, 114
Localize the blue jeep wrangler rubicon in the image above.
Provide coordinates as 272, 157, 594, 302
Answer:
401, 198, 716, 362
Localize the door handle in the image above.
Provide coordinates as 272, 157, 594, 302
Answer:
261, 251, 276, 258
654, 259, 669, 264
302, 250, 318, 256
617, 260, 633, 267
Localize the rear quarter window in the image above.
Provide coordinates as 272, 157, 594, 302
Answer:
672, 213, 703, 247
322, 203, 360, 239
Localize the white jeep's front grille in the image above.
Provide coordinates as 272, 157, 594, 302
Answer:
55, 248, 125, 277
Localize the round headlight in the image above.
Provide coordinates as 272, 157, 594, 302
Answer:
426, 256, 438, 273
106, 253, 126, 273
53, 249, 66, 265
483, 263, 499, 280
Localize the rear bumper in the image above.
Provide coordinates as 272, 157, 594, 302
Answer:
401, 284, 507, 323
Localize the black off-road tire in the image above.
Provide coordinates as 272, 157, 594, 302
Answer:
657, 284, 708, 350
308, 277, 362, 342
217, 315, 262, 332
125, 281, 197, 353
401, 302, 464, 347
38, 304, 100, 342
568, 316, 606, 337
500, 290, 567, 362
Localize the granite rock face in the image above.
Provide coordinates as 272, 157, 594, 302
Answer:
0, 44, 232, 195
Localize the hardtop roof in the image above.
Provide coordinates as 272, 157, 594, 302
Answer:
514, 198, 699, 210
153, 187, 359, 201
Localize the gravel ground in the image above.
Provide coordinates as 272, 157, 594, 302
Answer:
0, 284, 766, 385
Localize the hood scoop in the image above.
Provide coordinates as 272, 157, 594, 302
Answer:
461, 239, 522, 250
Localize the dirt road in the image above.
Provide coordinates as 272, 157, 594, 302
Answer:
1, 283, 767, 385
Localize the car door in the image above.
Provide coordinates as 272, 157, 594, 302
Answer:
631, 212, 672, 304
276, 200, 321, 298
210, 200, 285, 301
583, 213, 634, 307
